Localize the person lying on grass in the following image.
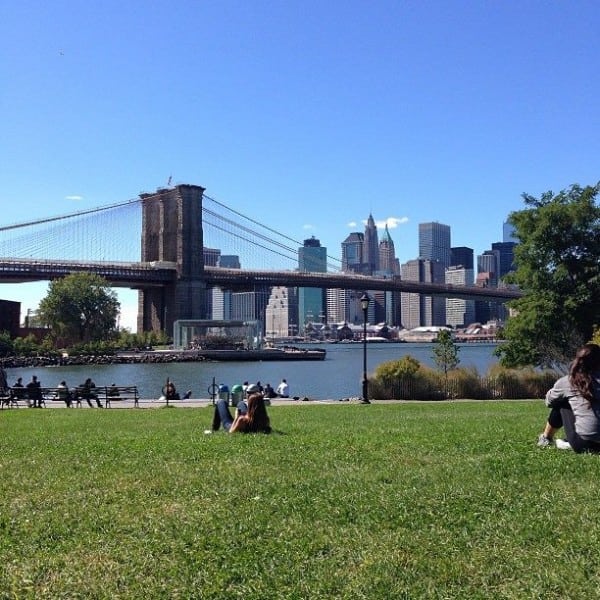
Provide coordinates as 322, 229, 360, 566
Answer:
211, 392, 271, 434
537, 343, 600, 453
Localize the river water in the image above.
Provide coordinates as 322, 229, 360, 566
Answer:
4, 343, 500, 401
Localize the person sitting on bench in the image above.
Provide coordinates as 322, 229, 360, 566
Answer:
57, 380, 73, 408
79, 378, 103, 408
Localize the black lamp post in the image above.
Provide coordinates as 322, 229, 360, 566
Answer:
360, 292, 371, 404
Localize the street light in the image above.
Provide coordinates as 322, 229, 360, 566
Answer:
360, 292, 371, 404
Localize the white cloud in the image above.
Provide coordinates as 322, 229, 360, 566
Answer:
347, 221, 357, 228
374, 216, 409, 229
115, 289, 138, 332
65, 195, 83, 201
303, 224, 314, 230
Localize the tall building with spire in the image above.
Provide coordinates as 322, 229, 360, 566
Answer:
363, 214, 379, 274
378, 224, 400, 275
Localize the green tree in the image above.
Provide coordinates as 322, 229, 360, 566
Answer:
0, 331, 13, 357
432, 329, 460, 396
497, 183, 600, 369
13, 334, 41, 357
38, 273, 120, 346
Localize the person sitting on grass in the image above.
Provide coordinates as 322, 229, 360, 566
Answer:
537, 343, 600, 453
276, 378, 289, 398
263, 383, 277, 399
163, 378, 180, 401
211, 392, 271, 434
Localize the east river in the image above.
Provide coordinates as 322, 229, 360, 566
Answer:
4, 342, 501, 401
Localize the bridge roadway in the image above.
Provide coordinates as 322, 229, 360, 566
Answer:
0, 258, 521, 300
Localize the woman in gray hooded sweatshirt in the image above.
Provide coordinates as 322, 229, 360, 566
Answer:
538, 343, 600, 453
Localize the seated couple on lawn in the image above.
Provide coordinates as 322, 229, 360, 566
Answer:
211, 385, 271, 434
538, 343, 600, 453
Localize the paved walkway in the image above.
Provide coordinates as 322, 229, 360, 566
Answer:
4, 397, 367, 410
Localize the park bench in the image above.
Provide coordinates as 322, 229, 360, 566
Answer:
1, 385, 138, 408
1, 389, 19, 409
0, 386, 48, 408
102, 386, 140, 408
71, 386, 139, 408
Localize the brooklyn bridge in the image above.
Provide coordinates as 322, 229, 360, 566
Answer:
0, 184, 520, 334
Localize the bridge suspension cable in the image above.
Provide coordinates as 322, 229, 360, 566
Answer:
0, 188, 344, 271
203, 193, 342, 271
0, 197, 142, 233
0, 199, 142, 262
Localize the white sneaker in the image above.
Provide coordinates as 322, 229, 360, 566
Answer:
555, 439, 572, 450
537, 434, 553, 448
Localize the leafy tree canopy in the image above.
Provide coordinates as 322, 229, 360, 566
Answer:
497, 182, 600, 369
38, 272, 120, 346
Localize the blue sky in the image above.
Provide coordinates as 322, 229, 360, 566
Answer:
2, 1, 599, 330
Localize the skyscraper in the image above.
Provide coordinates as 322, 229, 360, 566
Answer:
212, 254, 240, 319
491, 242, 516, 279
445, 266, 475, 327
363, 214, 379, 274
503, 221, 518, 243
341, 232, 364, 273
298, 237, 327, 331
419, 222, 451, 269
401, 258, 446, 328
450, 246, 474, 271
379, 224, 400, 275
377, 224, 401, 325
265, 286, 297, 339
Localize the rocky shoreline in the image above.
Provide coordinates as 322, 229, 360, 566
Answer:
1, 346, 326, 368
1, 352, 209, 369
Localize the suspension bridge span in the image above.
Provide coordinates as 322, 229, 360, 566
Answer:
0, 184, 521, 334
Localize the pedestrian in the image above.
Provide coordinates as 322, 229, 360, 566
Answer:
537, 343, 600, 453
276, 378, 289, 398
210, 392, 272, 434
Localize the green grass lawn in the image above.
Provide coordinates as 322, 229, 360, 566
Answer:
2, 402, 600, 599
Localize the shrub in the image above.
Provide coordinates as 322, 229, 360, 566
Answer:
447, 366, 490, 400
484, 365, 558, 400
371, 356, 423, 399
370, 356, 559, 400
68, 340, 117, 356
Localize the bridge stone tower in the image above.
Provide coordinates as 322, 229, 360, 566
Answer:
138, 184, 206, 334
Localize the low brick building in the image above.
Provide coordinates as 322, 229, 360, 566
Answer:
0, 299, 20, 338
